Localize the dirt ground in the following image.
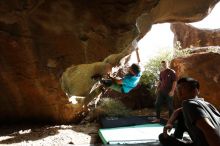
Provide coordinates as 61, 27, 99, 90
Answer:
0, 122, 101, 146
0, 108, 168, 146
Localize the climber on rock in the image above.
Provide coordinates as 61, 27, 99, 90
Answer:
91, 63, 142, 94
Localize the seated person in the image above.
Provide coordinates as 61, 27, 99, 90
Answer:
92, 63, 141, 94
159, 77, 220, 146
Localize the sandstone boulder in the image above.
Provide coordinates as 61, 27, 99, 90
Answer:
172, 52, 220, 109
171, 23, 220, 49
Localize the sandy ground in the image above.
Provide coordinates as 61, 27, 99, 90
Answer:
0, 108, 168, 146
0, 122, 101, 146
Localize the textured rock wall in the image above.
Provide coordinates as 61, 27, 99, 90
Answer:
172, 52, 220, 109
171, 23, 220, 49
0, 0, 219, 123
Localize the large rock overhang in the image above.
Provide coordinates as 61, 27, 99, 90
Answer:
0, 0, 219, 123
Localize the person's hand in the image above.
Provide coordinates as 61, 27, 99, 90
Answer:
106, 73, 111, 78
163, 123, 173, 138
169, 90, 174, 97
106, 74, 114, 80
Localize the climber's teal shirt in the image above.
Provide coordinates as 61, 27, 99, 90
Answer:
122, 72, 142, 93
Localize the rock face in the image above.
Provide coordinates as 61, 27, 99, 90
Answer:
0, 0, 219, 123
172, 52, 220, 109
171, 23, 220, 49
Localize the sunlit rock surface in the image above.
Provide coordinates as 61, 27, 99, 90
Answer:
0, 0, 219, 123
171, 23, 220, 49
172, 52, 220, 109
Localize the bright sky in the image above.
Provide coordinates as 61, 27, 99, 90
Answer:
133, 2, 220, 64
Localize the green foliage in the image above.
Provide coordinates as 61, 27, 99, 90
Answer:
174, 49, 191, 58
206, 46, 220, 53
140, 49, 173, 86
140, 43, 190, 95
97, 98, 131, 117
139, 49, 173, 96
140, 41, 220, 95
173, 41, 191, 58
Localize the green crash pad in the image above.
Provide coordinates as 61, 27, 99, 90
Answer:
98, 123, 163, 145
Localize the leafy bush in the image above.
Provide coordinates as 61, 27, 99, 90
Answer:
174, 48, 191, 58
140, 49, 173, 87
140, 44, 190, 95
96, 98, 131, 117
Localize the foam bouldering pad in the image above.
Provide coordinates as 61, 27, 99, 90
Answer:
98, 123, 164, 145
100, 116, 167, 128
